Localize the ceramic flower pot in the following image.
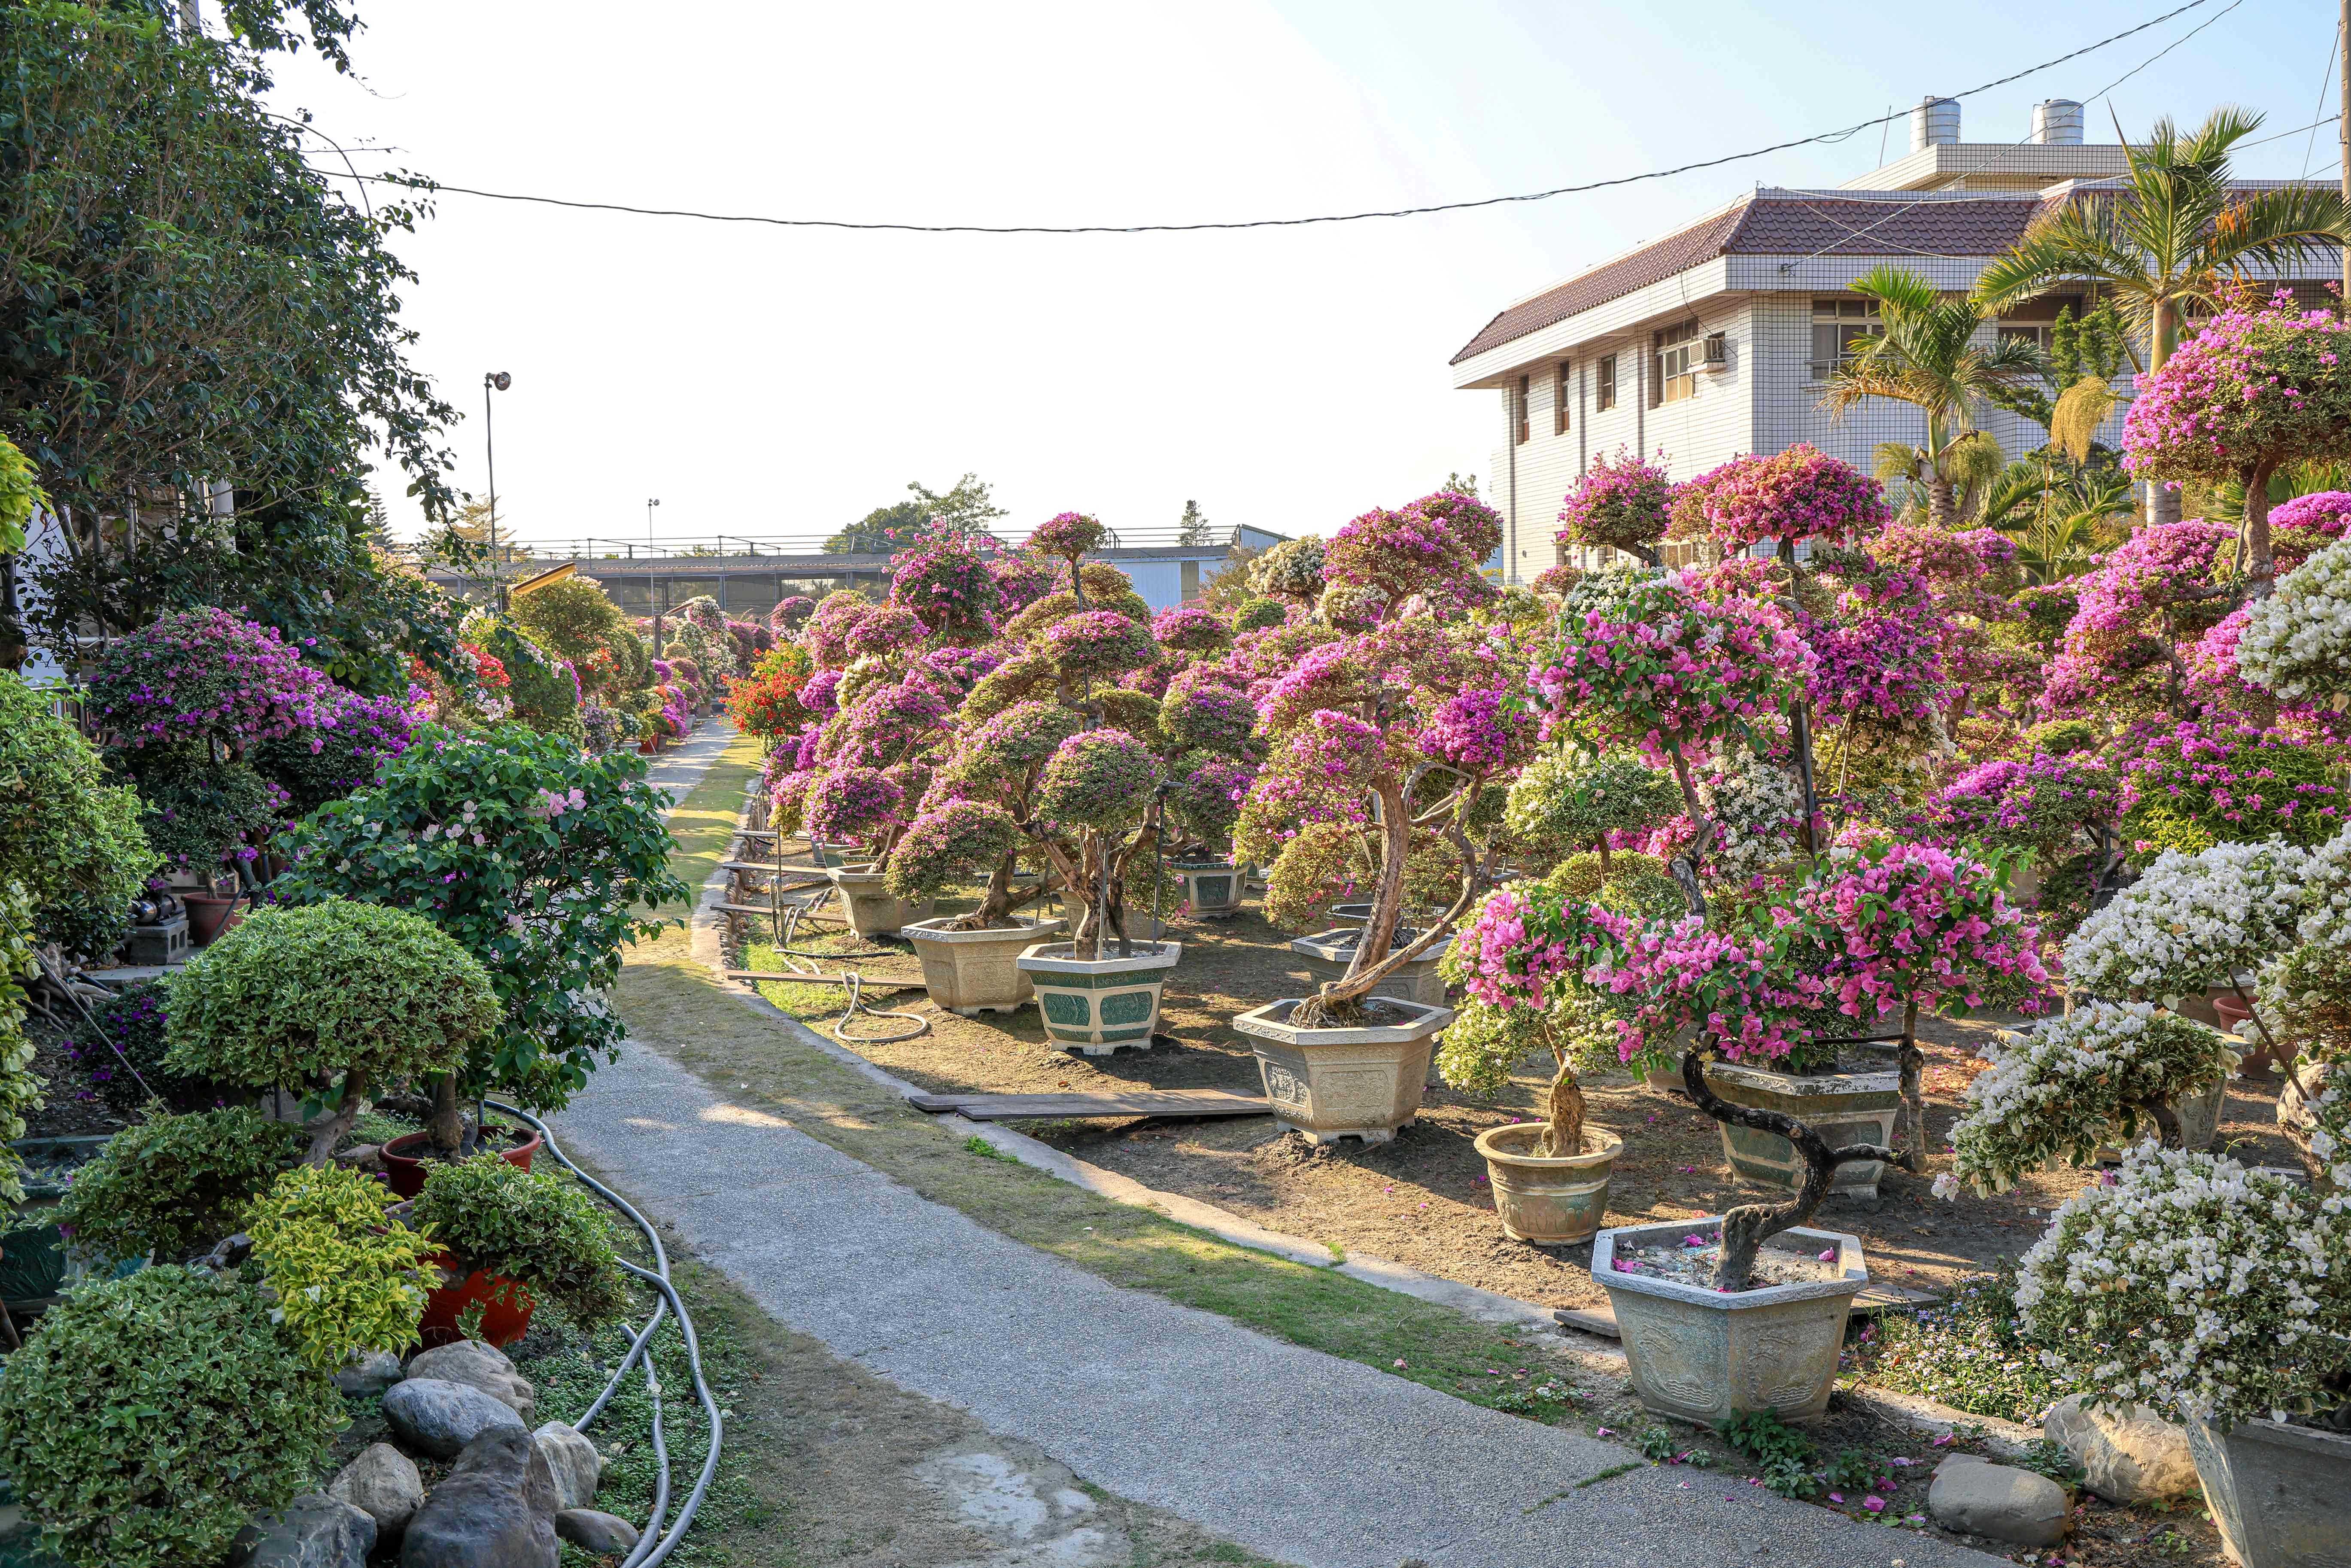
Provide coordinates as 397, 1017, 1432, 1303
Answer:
1592, 1219, 1869, 1423
2184, 1416, 2351, 1568
1475, 1124, 1622, 1246
181, 890, 240, 948
418, 1253, 536, 1349
1701, 1060, 1901, 1199
1171, 860, 1245, 920
1016, 941, 1182, 1054
379, 1127, 544, 1201
1288, 928, 1452, 1008
905, 915, 1066, 1016
1232, 996, 1454, 1146
825, 863, 933, 939
2093, 1073, 2228, 1161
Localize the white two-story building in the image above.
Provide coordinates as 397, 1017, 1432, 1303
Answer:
1450, 96, 2342, 581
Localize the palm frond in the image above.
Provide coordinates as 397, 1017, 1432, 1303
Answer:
2049, 377, 2118, 465
1871, 441, 1925, 483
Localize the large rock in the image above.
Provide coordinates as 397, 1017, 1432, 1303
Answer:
1928, 1458, 2073, 1546
399, 1426, 559, 1568
2044, 1395, 2199, 1504
334, 1349, 406, 1398
236, 1493, 377, 1568
328, 1443, 426, 1541
407, 1340, 535, 1422
553, 1510, 640, 1555
532, 1422, 603, 1513
382, 1378, 528, 1460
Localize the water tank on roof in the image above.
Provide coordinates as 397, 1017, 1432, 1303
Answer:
2032, 100, 2084, 145
1911, 96, 1961, 151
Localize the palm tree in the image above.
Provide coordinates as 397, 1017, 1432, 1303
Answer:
1819, 266, 2045, 526
1974, 109, 2351, 525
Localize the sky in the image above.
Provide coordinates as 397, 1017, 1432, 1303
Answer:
254, 0, 2343, 552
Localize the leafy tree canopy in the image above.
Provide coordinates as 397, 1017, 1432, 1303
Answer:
826, 473, 1006, 553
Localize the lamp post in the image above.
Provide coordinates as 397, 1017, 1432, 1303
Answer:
483, 371, 511, 610
646, 498, 662, 661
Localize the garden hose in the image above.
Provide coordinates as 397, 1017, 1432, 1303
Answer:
763, 904, 929, 1045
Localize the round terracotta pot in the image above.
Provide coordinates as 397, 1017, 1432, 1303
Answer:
379, 1127, 544, 1200
417, 1252, 536, 1349
1475, 1124, 1623, 1246
181, 890, 239, 947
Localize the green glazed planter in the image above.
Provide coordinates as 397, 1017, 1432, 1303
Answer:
1015, 941, 1182, 1055
1172, 861, 1245, 920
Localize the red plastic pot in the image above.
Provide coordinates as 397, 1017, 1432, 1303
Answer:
418, 1253, 536, 1349
2214, 995, 2252, 1032
378, 1127, 544, 1200
182, 890, 239, 947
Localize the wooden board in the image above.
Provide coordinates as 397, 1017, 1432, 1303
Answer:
907, 1090, 1270, 1122
1551, 1281, 1939, 1341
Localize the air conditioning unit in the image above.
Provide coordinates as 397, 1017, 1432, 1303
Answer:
1701, 332, 1731, 372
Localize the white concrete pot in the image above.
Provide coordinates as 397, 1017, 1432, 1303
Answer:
2185, 1416, 2351, 1568
1702, 1060, 1901, 1199
823, 863, 932, 939
1475, 1124, 1622, 1246
2094, 1073, 2228, 1162
1592, 1218, 1869, 1423
904, 915, 1066, 1016
1289, 927, 1452, 1009
1232, 997, 1453, 1146
1016, 941, 1181, 1054
1171, 861, 1245, 920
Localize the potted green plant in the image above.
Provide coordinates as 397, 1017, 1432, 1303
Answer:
407, 1155, 631, 1348
161, 900, 500, 1165
0, 671, 159, 968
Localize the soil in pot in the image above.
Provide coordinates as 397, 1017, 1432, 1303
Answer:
380, 1125, 543, 1200
418, 1255, 535, 1349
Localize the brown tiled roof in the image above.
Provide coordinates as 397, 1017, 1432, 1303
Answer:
1449, 192, 2048, 364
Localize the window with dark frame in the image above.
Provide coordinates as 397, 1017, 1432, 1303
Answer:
1513, 375, 1530, 444
1554, 361, 1571, 435
1595, 354, 1618, 411
1651, 319, 1700, 407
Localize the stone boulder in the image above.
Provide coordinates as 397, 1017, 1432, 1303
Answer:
383, 1378, 528, 1461
553, 1510, 641, 1555
532, 1422, 604, 1513
334, 1349, 406, 1398
407, 1340, 535, 1421
2044, 1395, 2199, 1504
399, 1426, 559, 1568
328, 1443, 425, 1542
235, 1493, 376, 1568
1927, 1456, 2072, 1547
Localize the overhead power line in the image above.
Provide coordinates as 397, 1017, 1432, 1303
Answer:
304, 0, 2221, 237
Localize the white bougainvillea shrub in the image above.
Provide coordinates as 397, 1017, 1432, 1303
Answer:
1940, 1001, 2236, 1195
2014, 1144, 2351, 1431
2061, 839, 2308, 1003
2256, 932, 2351, 1191
1698, 748, 1808, 883
2295, 820, 2351, 948
2239, 536, 2351, 702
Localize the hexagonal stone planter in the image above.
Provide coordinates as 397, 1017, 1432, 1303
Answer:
824, 863, 933, 939
1474, 1124, 1622, 1246
1592, 1218, 1868, 1423
2185, 1415, 2351, 1568
1288, 928, 1452, 1008
1702, 1060, 1899, 1199
2093, 1072, 2227, 1161
905, 915, 1066, 1016
1172, 861, 1245, 920
1016, 941, 1181, 1054
1232, 997, 1453, 1145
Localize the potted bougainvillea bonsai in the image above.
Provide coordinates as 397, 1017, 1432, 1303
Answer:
1150, 604, 1253, 918
1229, 490, 1528, 1142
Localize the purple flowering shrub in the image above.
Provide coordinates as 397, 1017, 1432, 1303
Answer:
252, 686, 425, 815
1675, 444, 1889, 555
2111, 719, 2342, 857
1326, 492, 1503, 617
1928, 751, 2119, 852
1558, 449, 1673, 558
88, 608, 331, 754
891, 532, 1002, 644
1151, 604, 1232, 656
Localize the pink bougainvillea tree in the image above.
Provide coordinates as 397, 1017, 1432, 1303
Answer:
1556, 448, 1674, 565
1675, 444, 1891, 562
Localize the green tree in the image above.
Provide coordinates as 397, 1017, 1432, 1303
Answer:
1176, 498, 1214, 545
826, 473, 1006, 552
1974, 109, 2351, 524
1817, 265, 2044, 526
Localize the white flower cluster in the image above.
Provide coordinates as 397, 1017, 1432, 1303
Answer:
1946, 1002, 2233, 1193
1700, 751, 1805, 882
2014, 1143, 2351, 1431
2062, 839, 2308, 1001
2239, 536, 2351, 702
2295, 820, 2351, 948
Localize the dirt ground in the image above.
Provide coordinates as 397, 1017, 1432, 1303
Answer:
738, 866, 2303, 1317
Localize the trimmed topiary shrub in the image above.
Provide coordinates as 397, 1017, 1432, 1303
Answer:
0, 671, 159, 961
164, 900, 499, 1162
0, 1265, 342, 1568
244, 1163, 437, 1370
51, 1107, 303, 1261
410, 1156, 630, 1332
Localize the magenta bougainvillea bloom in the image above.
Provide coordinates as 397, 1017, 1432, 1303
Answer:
1027, 511, 1108, 565
1150, 604, 1233, 655
1557, 449, 1674, 556
2123, 295, 2351, 483
1416, 687, 1540, 774
1326, 490, 1504, 614
842, 603, 928, 660
989, 551, 1059, 615
1042, 609, 1157, 681
1161, 683, 1258, 755
890, 532, 1002, 644
803, 593, 876, 670
1677, 444, 1889, 553
1928, 751, 2120, 849
805, 766, 905, 842
768, 596, 814, 632
87, 607, 331, 752
1035, 729, 1160, 830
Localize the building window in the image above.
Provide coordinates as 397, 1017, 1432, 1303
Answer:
1554, 361, 1571, 435
1998, 323, 2051, 351
1810, 297, 1882, 380
1651, 319, 1701, 407
1595, 354, 1618, 411
1513, 374, 1530, 444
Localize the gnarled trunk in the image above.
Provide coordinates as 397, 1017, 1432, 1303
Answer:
1894, 1000, 1925, 1173
1538, 1053, 1586, 1159
308, 1067, 370, 1167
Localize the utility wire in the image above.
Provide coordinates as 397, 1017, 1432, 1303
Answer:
301, 0, 2218, 236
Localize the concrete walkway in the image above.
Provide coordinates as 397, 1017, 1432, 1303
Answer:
641, 717, 741, 802
557, 723, 2004, 1568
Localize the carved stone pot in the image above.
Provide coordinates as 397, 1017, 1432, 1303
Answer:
1701, 1061, 1901, 1199
2184, 1416, 2351, 1568
1016, 941, 1181, 1054
1475, 1124, 1622, 1246
904, 915, 1066, 1016
1172, 861, 1245, 920
1232, 997, 1452, 1146
1289, 928, 1452, 1008
1593, 1219, 1869, 1423
824, 863, 933, 939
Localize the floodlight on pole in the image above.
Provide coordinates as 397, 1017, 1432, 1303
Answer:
482, 371, 512, 609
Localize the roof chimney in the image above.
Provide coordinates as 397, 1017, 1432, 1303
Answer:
1910, 96, 1960, 152
2031, 100, 2084, 145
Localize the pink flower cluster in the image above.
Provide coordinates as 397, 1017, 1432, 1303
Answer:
890, 534, 1002, 644
1042, 609, 1157, 681
2123, 293, 2351, 480
1326, 491, 1503, 613
807, 766, 905, 842
1583, 910, 1824, 1064
1928, 752, 2118, 848
1556, 448, 1674, 553
1680, 444, 1889, 551
1777, 841, 2049, 1021
1248, 708, 1386, 830
1415, 687, 1538, 774
1027, 511, 1107, 562
1151, 604, 1232, 654
1800, 597, 1946, 734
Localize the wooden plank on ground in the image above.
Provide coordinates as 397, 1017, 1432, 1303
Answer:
1553, 1306, 1619, 1339
907, 1090, 1270, 1121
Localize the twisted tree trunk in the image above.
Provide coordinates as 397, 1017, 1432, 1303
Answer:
309, 1067, 371, 1167
1538, 1051, 1587, 1158
1895, 1000, 1926, 1174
